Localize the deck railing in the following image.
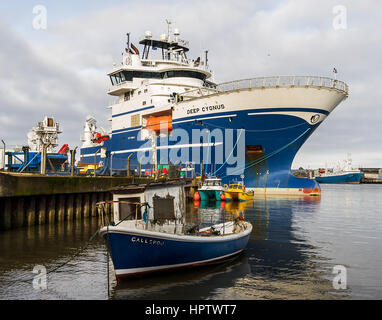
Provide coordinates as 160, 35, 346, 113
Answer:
181, 75, 349, 101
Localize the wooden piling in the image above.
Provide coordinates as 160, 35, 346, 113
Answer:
26, 197, 36, 227
83, 193, 90, 218
47, 196, 56, 225
104, 192, 111, 216
97, 192, 104, 216
66, 194, 74, 221
75, 193, 82, 219
11, 197, 25, 228
57, 194, 65, 223
91, 193, 97, 217
37, 196, 46, 225
0, 198, 12, 231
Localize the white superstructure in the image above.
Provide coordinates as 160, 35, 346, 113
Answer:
27, 116, 61, 153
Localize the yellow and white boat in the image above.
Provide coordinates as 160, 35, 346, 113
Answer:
224, 183, 254, 202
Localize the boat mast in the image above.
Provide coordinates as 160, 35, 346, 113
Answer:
126, 32, 130, 52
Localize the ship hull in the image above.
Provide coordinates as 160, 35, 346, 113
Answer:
315, 172, 363, 184
80, 84, 347, 195
81, 110, 321, 195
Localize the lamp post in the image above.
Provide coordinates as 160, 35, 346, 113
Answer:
1, 139, 5, 171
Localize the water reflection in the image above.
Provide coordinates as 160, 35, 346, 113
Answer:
112, 254, 251, 300
111, 195, 343, 300
0, 217, 108, 300
0, 189, 363, 299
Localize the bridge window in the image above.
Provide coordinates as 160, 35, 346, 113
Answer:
110, 70, 206, 85
163, 70, 206, 81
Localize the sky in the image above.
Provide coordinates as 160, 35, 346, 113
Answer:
0, 0, 381, 169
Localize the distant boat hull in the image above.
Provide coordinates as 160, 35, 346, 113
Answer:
315, 172, 363, 184
100, 222, 252, 279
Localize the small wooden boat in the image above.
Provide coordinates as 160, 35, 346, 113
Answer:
224, 183, 253, 202
98, 181, 252, 280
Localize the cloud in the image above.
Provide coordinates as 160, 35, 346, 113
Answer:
0, 0, 381, 168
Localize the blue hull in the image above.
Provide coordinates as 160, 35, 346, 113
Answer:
315, 172, 363, 184
81, 109, 325, 193
101, 225, 252, 278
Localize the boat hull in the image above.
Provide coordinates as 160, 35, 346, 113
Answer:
81, 84, 347, 195
100, 223, 252, 279
199, 190, 222, 201
225, 191, 253, 202
315, 172, 363, 184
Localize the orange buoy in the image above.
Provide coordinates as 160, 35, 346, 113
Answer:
194, 191, 200, 201
193, 200, 200, 209
220, 191, 225, 201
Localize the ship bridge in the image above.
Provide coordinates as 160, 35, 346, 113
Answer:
107, 23, 213, 98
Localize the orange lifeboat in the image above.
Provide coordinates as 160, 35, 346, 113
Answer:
145, 116, 172, 134
92, 132, 110, 143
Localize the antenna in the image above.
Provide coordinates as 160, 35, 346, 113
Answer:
126, 32, 130, 53
333, 67, 338, 80
165, 19, 172, 42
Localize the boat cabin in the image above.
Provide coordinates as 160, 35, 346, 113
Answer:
203, 178, 222, 187
110, 180, 187, 234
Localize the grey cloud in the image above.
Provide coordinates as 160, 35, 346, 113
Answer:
0, 0, 381, 168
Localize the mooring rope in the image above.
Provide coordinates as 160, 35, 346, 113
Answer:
2, 227, 101, 288
208, 128, 244, 177
221, 127, 311, 178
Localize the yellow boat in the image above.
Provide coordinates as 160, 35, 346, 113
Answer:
224, 183, 254, 202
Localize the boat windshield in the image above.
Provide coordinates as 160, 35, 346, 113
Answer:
205, 179, 221, 186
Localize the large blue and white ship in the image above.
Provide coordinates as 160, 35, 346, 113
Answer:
315, 154, 363, 184
80, 22, 349, 195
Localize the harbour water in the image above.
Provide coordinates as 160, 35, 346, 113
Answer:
0, 184, 381, 300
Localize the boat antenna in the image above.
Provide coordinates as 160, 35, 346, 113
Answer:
165, 19, 172, 42
126, 32, 130, 53
333, 67, 338, 80
205, 50, 208, 70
